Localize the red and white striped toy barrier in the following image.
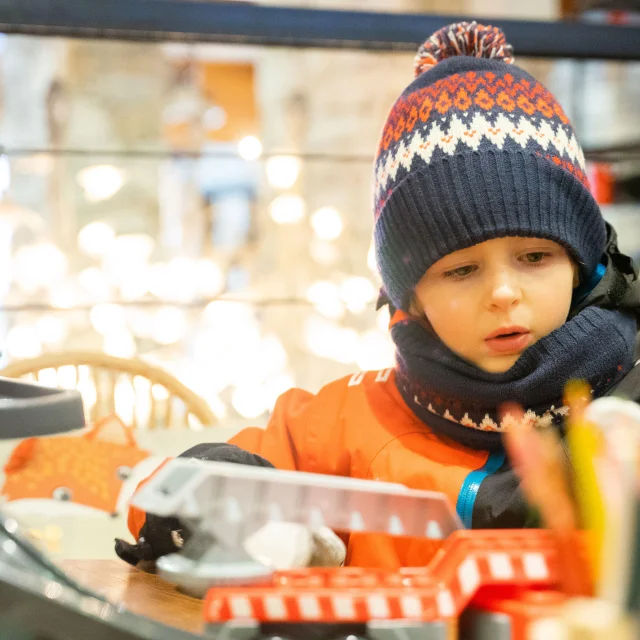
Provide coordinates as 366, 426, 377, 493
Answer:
204, 530, 581, 624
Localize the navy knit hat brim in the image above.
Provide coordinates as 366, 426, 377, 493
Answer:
375, 149, 606, 311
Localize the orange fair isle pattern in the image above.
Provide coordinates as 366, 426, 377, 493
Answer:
1, 415, 149, 514
374, 70, 589, 217
380, 72, 571, 152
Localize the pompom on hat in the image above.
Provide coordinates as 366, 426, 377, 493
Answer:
414, 21, 514, 76
374, 21, 606, 311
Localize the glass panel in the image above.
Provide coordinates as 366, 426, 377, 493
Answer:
0, 36, 638, 410
0, 32, 636, 629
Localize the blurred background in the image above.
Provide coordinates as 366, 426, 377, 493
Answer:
0, 0, 637, 560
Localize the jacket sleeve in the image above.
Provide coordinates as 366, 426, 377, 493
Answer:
229, 382, 352, 476
228, 387, 316, 471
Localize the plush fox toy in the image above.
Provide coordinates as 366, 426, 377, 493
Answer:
1, 415, 150, 515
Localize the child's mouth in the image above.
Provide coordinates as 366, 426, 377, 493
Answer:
485, 327, 531, 354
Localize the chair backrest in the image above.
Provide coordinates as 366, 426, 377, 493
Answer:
1, 351, 216, 429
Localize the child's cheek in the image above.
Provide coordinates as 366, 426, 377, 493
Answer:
447, 299, 461, 311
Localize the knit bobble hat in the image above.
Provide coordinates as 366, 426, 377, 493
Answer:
374, 21, 606, 311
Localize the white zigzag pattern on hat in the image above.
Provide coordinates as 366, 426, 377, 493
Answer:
415, 396, 568, 432
375, 113, 586, 197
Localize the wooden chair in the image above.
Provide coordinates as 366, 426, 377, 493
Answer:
1, 351, 216, 429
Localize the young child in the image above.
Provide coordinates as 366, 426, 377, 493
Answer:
117, 21, 640, 571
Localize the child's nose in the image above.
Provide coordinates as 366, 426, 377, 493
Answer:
488, 270, 522, 310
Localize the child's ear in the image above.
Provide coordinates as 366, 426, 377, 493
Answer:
406, 294, 436, 334
573, 265, 580, 288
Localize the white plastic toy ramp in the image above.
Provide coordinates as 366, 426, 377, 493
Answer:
132, 458, 462, 541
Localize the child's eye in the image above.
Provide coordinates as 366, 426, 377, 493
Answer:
443, 265, 476, 279
521, 251, 550, 264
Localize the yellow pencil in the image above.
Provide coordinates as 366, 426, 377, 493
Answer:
564, 380, 606, 587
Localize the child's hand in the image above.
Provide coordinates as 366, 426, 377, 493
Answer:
244, 523, 346, 569
501, 402, 578, 534
501, 402, 591, 596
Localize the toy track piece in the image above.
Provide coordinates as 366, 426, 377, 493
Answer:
204, 530, 565, 626
426, 530, 561, 619
206, 584, 445, 625
462, 589, 567, 640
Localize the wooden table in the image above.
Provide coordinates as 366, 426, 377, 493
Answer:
62, 560, 206, 635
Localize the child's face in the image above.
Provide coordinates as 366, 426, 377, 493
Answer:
411, 236, 577, 373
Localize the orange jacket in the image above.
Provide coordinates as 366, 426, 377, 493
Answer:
227, 368, 493, 569
127, 367, 504, 569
